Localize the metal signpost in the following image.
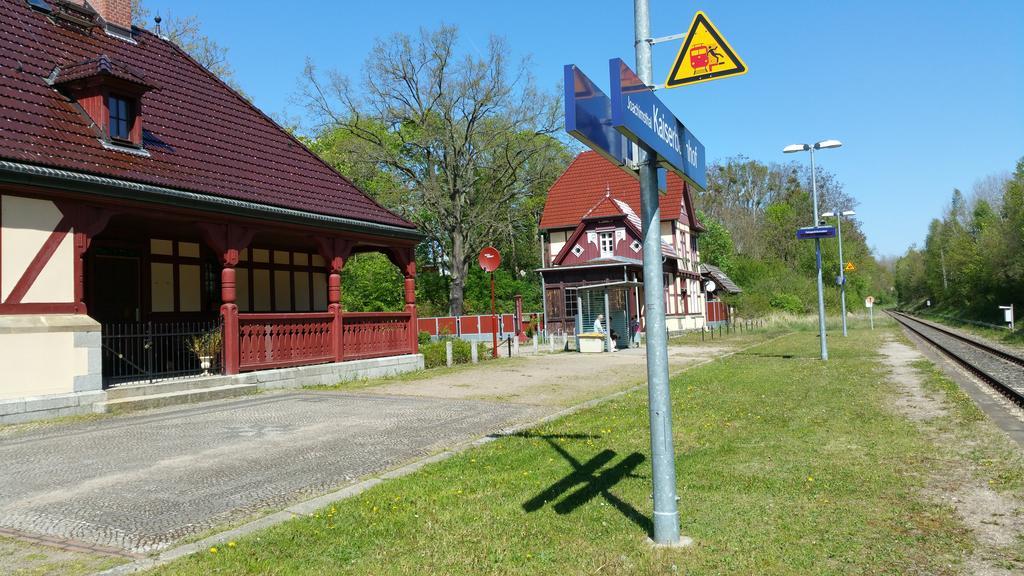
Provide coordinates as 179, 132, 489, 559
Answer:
823, 210, 857, 337
865, 296, 874, 330
786, 140, 843, 361
479, 247, 501, 358
563, 0, 740, 547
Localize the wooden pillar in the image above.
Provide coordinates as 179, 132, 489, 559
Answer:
329, 266, 343, 362
316, 237, 353, 362
56, 202, 115, 315
221, 265, 239, 375
404, 269, 418, 354
197, 223, 255, 376
387, 245, 418, 355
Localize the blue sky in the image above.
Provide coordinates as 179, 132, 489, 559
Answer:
143, 0, 1023, 257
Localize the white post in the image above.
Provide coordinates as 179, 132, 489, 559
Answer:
471, 341, 478, 364
513, 337, 519, 356
533, 334, 538, 353
548, 334, 554, 353
869, 305, 874, 330
445, 341, 453, 367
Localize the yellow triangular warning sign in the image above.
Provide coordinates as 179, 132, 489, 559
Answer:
845, 262, 856, 272
665, 11, 747, 88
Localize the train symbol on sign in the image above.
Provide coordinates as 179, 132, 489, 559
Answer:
689, 44, 724, 73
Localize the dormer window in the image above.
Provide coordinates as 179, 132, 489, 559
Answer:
50, 54, 153, 149
108, 95, 132, 141
599, 231, 614, 257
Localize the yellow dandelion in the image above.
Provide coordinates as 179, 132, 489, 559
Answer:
807, 476, 814, 482
227, 541, 236, 548
209, 547, 218, 554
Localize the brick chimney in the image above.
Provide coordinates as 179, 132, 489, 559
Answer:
89, 0, 132, 34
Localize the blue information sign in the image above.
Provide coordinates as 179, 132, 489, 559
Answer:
796, 226, 837, 240
564, 64, 631, 169
564, 64, 667, 191
608, 58, 706, 190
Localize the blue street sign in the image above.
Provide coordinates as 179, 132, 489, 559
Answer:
564, 64, 631, 168
796, 226, 837, 240
608, 58, 706, 190
835, 275, 846, 286
565, 64, 668, 191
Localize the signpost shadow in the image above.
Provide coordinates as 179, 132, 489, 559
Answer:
520, 435, 651, 537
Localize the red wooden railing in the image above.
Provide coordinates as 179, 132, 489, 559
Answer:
341, 312, 413, 361
232, 311, 415, 372
238, 312, 335, 372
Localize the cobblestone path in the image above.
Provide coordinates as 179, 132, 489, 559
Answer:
0, 391, 549, 554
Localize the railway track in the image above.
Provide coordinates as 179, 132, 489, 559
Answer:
888, 310, 1024, 407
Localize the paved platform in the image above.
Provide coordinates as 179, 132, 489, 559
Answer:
0, 391, 549, 554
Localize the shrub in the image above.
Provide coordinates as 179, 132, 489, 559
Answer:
418, 331, 432, 345
421, 341, 447, 368
419, 339, 489, 368
769, 293, 804, 314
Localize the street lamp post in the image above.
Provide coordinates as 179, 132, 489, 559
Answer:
822, 209, 856, 337
784, 140, 842, 361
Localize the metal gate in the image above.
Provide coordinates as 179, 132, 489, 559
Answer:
101, 319, 223, 386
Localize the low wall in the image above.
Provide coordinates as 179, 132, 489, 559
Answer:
0, 352, 424, 425
0, 314, 104, 424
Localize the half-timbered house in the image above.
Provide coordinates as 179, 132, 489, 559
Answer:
538, 151, 707, 348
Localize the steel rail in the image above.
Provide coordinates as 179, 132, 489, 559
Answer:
892, 311, 1024, 368
888, 310, 1024, 407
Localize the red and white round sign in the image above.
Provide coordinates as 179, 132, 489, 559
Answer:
478, 246, 501, 272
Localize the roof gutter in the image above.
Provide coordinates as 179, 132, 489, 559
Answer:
0, 160, 424, 241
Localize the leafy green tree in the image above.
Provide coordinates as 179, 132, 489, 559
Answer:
695, 210, 734, 273
340, 253, 404, 312
895, 157, 1024, 322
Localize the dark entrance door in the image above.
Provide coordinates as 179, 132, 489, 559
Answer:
90, 255, 141, 322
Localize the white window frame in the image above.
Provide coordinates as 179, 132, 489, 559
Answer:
599, 231, 614, 257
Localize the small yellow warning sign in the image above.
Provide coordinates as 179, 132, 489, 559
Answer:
845, 262, 856, 272
665, 11, 747, 88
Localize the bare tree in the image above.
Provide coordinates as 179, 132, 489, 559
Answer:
299, 26, 562, 315
131, 0, 243, 95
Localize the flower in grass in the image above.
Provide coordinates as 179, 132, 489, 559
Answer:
227, 541, 237, 548
209, 547, 218, 554
807, 476, 814, 482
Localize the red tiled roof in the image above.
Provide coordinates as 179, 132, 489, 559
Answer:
0, 0, 414, 229
52, 53, 148, 88
540, 151, 700, 232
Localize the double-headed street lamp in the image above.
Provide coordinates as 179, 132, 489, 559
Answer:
822, 209, 856, 337
784, 139, 842, 361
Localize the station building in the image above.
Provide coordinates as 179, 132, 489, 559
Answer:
538, 151, 707, 348
0, 0, 423, 422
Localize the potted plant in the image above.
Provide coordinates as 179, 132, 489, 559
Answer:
187, 329, 223, 375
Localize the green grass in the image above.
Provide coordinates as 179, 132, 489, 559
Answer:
150, 326, 971, 575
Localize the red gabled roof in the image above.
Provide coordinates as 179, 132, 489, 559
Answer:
540, 151, 702, 232
0, 0, 414, 229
